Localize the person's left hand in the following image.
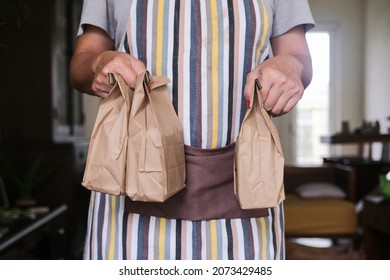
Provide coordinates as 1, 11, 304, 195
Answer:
243, 54, 305, 117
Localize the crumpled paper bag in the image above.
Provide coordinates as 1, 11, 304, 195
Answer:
234, 79, 285, 209
81, 73, 133, 195
126, 72, 186, 202
82, 72, 186, 202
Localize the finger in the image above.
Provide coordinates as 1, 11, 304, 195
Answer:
95, 91, 109, 99
282, 94, 302, 114
92, 73, 113, 95
258, 74, 272, 106
117, 58, 146, 88
243, 71, 259, 108
260, 76, 284, 111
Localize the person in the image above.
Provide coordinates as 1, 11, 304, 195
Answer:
70, 0, 315, 260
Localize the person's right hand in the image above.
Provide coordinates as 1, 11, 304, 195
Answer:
91, 50, 146, 98
70, 25, 146, 98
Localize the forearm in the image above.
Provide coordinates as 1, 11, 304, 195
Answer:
270, 25, 313, 89
287, 53, 312, 89
70, 51, 100, 95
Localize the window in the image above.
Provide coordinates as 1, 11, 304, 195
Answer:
295, 31, 332, 164
51, 0, 84, 141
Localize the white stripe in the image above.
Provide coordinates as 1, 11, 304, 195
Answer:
220, 219, 228, 260
250, 218, 260, 260
182, 1, 192, 145
129, 1, 139, 59
260, 46, 270, 62
169, 219, 176, 259
201, 220, 207, 259
234, 219, 246, 260
166, 0, 175, 100
266, 209, 275, 259
276, 203, 285, 259
185, 221, 193, 259
92, 192, 101, 260
101, 194, 111, 259
148, 216, 156, 260
233, 2, 246, 141
130, 214, 140, 259
83, 192, 94, 259
221, 0, 229, 146
145, 0, 154, 71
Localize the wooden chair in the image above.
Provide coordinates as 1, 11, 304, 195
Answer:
283, 164, 360, 248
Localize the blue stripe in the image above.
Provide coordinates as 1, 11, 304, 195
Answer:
192, 221, 201, 259
241, 219, 254, 260
162, 0, 170, 75
96, 193, 105, 260
165, 219, 172, 259
137, 214, 145, 259
175, 219, 182, 259
225, 219, 233, 259
189, 0, 199, 146
122, 212, 129, 260
240, 0, 255, 123
226, 0, 235, 145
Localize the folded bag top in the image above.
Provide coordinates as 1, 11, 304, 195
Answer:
234, 79, 285, 209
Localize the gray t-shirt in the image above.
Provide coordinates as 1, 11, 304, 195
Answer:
78, 0, 315, 50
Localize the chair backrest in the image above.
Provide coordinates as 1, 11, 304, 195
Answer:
284, 164, 356, 201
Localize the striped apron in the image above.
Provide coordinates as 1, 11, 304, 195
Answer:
83, 0, 285, 260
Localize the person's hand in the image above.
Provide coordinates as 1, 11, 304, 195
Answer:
243, 54, 305, 117
91, 51, 146, 98
70, 25, 148, 98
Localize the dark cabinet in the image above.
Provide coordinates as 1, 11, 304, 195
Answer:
0, 0, 89, 259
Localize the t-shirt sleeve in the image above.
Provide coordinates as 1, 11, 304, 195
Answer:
271, 0, 315, 38
77, 0, 115, 40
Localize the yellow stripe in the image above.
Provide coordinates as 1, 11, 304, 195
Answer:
159, 218, 167, 260
156, 0, 165, 75
210, 220, 218, 259
256, 0, 269, 62
108, 196, 116, 259
259, 217, 267, 259
210, 0, 219, 148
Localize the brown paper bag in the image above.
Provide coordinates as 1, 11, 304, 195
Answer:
126, 72, 186, 202
234, 79, 285, 209
81, 73, 133, 195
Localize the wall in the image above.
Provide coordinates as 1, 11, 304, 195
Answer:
83, 95, 101, 138
364, 0, 390, 132
309, 0, 365, 132
364, 0, 390, 160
